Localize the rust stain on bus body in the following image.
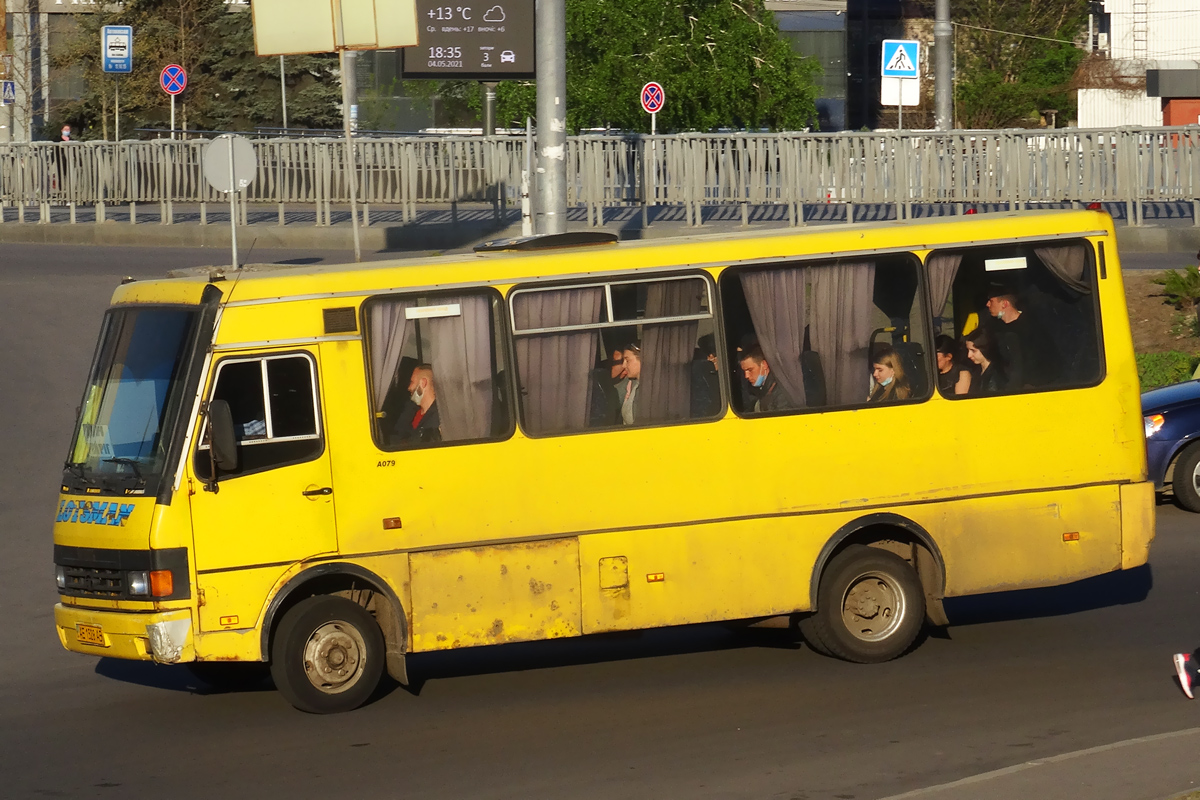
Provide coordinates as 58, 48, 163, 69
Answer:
408, 539, 582, 652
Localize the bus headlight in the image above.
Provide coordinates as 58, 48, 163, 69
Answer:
55, 566, 66, 590
128, 570, 150, 596
1145, 414, 1165, 438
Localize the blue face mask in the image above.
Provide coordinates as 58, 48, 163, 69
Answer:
879, 376, 893, 387
753, 373, 767, 388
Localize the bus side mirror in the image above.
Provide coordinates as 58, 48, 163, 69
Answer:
208, 400, 239, 473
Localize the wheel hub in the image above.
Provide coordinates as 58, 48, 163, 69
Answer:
841, 571, 906, 643
302, 621, 366, 694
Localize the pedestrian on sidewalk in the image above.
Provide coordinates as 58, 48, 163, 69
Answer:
1174, 650, 1200, 697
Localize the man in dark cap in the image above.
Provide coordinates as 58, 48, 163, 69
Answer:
985, 282, 1057, 389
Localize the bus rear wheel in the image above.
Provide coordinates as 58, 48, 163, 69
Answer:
270, 595, 385, 714
803, 545, 925, 663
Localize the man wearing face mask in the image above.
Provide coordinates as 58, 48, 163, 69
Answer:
985, 284, 1056, 389
739, 346, 792, 413
394, 364, 442, 444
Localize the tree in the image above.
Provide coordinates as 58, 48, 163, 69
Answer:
952, 0, 1089, 129
403, 0, 821, 133
51, 0, 340, 139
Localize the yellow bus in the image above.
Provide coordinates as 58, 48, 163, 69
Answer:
53, 209, 1153, 713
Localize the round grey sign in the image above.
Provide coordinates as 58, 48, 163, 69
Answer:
203, 135, 257, 193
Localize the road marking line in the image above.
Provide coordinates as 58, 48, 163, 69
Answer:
878, 727, 1200, 799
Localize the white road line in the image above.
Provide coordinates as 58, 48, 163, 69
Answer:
877, 727, 1200, 799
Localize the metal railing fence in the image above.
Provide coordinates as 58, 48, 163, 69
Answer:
1, 127, 1198, 226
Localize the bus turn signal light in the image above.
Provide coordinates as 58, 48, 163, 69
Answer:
149, 570, 174, 597
1063, 532, 1081, 542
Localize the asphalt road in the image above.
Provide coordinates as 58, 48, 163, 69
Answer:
3, 243, 1200, 800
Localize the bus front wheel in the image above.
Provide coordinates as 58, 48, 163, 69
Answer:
270, 595, 385, 714
803, 545, 925, 663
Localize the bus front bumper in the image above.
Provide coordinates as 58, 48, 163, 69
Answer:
55, 604, 196, 664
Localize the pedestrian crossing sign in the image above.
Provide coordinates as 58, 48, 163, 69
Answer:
1, 81, 14, 107
881, 40, 919, 79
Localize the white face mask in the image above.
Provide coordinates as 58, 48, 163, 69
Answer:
410, 384, 425, 405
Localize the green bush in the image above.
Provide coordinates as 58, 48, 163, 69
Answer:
1137, 351, 1200, 390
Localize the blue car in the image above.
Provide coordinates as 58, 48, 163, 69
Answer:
1143, 379, 1200, 511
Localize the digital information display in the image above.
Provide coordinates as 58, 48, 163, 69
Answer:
402, 1, 535, 80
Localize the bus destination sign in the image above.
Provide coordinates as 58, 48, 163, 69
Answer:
402, 0, 535, 80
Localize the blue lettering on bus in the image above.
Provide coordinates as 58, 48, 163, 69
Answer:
56, 500, 135, 526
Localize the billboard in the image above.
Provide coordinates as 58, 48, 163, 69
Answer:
252, 0, 418, 56
402, 0, 535, 80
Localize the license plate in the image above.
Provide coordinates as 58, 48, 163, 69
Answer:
76, 623, 107, 647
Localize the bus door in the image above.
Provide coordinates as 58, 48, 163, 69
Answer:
188, 349, 337, 636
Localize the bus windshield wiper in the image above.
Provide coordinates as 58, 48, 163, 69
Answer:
63, 461, 85, 479
103, 457, 143, 480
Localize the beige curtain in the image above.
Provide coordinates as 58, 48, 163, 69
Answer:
513, 288, 604, 434
740, 267, 807, 407
368, 298, 416, 412
1034, 244, 1090, 294
640, 280, 704, 423
810, 261, 876, 406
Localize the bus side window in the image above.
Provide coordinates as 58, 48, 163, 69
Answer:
510, 275, 721, 436
365, 290, 511, 450
718, 255, 929, 414
929, 239, 1102, 399
195, 354, 322, 480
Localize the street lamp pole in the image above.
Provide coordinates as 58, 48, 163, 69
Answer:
534, 0, 566, 234
935, 0, 953, 130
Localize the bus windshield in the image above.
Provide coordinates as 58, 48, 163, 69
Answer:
64, 306, 199, 494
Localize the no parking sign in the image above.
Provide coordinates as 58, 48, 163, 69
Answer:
640, 82, 665, 115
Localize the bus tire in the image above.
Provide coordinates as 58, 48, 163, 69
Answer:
186, 661, 271, 692
270, 595, 385, 714
1174, 444, 1200, 513
807, 545, 925, 664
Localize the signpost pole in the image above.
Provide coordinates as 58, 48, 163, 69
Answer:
226, 136, 239, 268
280, 55, 288, 132
115, 78, 119, 141
339, 48, 362, 262
171, 94, 176, 139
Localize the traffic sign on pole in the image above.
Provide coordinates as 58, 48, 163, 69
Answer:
102, 26, 133, 74
881, 40, 919, 79
160, 64, 187, 95
640, 82, 665, 115
1, 81, 14, 107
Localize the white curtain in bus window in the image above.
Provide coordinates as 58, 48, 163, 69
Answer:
639, 280, 704, 424
511, 275, 717, 435
512, 287, 604, 435
727, 257, 928, 413
367, 292, 499, 448
740, 268, 808, 408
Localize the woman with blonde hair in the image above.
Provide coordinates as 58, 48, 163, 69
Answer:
868, 346, 912, 403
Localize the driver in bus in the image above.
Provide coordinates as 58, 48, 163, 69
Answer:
394, 364, 442, 444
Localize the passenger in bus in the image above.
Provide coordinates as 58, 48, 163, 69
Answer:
738, 345, 793, 413
985, 284, 1057, 389
690, 333, 722, 417
734, 334, 759, 410
934, 335, 972, 396
964, 329, 1007, 396
589, 347, 627, 427
393, 364, 442, 443
868, 346, 912, 403
616, 342, 642, 425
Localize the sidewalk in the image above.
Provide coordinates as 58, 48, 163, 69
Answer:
878, 727, 1200, 800
0, 201, 1197, 254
